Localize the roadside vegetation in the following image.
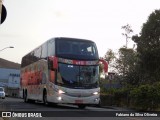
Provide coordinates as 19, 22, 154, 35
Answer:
100, 9, 160, 111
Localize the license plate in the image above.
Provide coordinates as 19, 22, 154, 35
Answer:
75, 100, 83, 104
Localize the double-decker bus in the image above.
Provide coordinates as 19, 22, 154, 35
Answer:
21, 37, 108, 109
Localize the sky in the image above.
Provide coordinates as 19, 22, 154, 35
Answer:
0, 0, 160, 64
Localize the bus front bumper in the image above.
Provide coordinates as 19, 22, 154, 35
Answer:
51, 93, 100, 105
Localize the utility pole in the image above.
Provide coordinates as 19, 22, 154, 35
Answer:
121, 24, 133, 48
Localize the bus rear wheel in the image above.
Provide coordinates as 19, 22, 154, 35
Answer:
24, 90, 28, 103
78, 104, 86, 109
43, 90, 47, 105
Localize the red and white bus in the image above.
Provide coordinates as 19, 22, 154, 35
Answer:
21, 37, 108, 109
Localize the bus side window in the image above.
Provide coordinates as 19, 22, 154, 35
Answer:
48, 58, 55, 83
48, 58, 52, 69
48, 40, 55, 56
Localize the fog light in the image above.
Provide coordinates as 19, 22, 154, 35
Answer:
94, 98, 99, 102
57, 96, 62, 101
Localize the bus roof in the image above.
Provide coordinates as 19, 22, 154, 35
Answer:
54, 37, 95, 43
23, 37, 95, 57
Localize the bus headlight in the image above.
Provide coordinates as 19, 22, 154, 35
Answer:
58, 89, 65, 94
93, 91, 99, 95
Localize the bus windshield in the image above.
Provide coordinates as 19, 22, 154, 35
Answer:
57, 63, 99, 89
56, 38, 99, 60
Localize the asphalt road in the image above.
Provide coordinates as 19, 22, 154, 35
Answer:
0, 97, 116, 111
0, 97, 160, 120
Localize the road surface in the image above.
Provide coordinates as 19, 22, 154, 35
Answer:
0, 97, 159, 120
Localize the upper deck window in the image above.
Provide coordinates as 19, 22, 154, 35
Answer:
56, 38, 99, 60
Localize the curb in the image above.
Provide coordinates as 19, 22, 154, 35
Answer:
100, 105, 135, 111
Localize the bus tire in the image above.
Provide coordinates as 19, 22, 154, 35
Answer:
23, 90, 25, 99
78, 104, 86, 109
43, 90, 47, 105
98, 99, 101, 107
24, 90, 28, 103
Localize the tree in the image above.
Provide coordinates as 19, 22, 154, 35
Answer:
116, 48, 137, 75
132, 9, 160, 83
112, 24, 137, 85
104, 49, 115, 64
104, 49, 116, 73
122, 24, 133, 48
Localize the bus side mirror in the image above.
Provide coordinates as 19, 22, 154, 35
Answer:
48, 56, 58, 70
99, 59, 108, 73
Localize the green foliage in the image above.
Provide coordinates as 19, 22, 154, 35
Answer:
103, 49, 116, 72
116, 48, 137, 74
100, 84, 116, 95
132, 9, 160, 83
104, 49, 115, 64
100, 83, 160, 110
115, 47, 138, 86
130, 83, 160, 110
100, 87, 131, 106
100, 10, 160, 110
113, 87, 129, 106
